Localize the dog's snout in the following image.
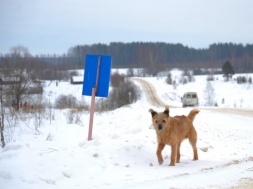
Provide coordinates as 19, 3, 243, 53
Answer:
158, 124, 163, 131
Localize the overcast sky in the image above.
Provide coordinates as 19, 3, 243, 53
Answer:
1, 0, 253, 55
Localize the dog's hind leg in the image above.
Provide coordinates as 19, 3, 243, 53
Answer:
190, 141, 198, 161
156, 143, 165, 165
188, 130, 198, 161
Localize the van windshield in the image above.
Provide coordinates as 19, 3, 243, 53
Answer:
186, 94, 191, 98
192, 94, 197, 98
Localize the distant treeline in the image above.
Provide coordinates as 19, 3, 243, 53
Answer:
67, 42, 253, 73
1, 42, 253, 73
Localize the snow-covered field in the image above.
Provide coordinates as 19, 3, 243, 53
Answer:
0, 69, 253, 189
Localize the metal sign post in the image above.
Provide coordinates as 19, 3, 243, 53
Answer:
88, 56, 100, 141
82, 54, 112, 141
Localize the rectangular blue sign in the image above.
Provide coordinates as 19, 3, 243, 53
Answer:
82, 54, 112, 97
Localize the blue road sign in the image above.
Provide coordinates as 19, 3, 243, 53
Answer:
82, 54, 112, 97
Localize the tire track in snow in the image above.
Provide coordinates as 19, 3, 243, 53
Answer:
201, 107, 253, 117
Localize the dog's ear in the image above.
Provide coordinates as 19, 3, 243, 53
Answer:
149, 109, 157, 117
163, 106, 170, 116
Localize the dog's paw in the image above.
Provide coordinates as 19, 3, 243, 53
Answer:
158, 161, 163, 165
169, 162, 175, 166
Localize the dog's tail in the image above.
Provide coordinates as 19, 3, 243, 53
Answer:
187, 109, 200, 122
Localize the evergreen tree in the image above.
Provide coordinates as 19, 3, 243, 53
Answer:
248, 77, 252, 85
222, 61, 235, 81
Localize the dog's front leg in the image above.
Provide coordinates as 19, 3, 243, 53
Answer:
169, 144, 177, 166
156, 143, 165, 165
177, 142, 181, 163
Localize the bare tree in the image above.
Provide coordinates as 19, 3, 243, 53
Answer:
0, 79, 5, 147
0, 46, 42, 147
204, 81, 215, 106
0, 46, 41, 111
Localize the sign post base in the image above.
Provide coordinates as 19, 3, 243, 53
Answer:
88, 88, 96, 141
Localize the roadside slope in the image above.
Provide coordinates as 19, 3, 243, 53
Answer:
132, 77, 177, 108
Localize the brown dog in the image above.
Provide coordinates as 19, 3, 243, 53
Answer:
149, 106, 200, 166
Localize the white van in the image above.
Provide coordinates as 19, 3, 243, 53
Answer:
182, 92, 199, 107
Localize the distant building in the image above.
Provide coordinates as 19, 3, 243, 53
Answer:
0, 77, 20, 85
70, 76, 83, 85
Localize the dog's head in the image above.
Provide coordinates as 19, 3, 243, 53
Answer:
149, 106, 170, 132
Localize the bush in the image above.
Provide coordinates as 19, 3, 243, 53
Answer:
64, 109, 82, 125
110, 72, 125, 88
55, 95, 77, 109
166, 73, 172, 85
237, 76, 247, 84
249, 77, 252, 84
98, 78, 141, 111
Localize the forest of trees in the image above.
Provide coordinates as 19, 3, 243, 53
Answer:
66, 42, 253, 73
1, 42, 253, 74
